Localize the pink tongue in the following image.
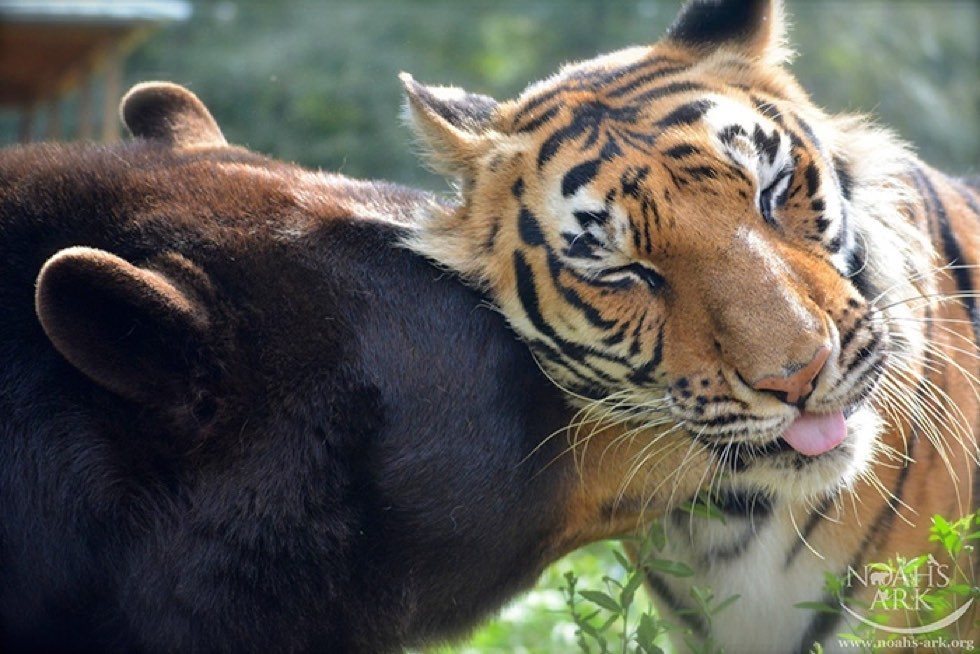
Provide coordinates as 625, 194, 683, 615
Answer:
782, 411, 847, 456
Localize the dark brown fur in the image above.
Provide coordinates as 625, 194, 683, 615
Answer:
0, 84, 586, 653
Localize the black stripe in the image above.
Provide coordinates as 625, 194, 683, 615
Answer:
750, 95, 784, 126
715, 489, 773, 519
792, 112, 824, 152
629, 328, 663, 385
537, 112, 595, 168
564, 232, 603, 260
513, 104, 560, 134
833, 155, 854, 201
544, 250, 619, 331
601, 322, 630, 347
784, 494, 835, 568
793, 606, 839, 654
482, 219, 500, 254
642, 204, 655, 253
613, 127, 659, 153
566, 57, 661, 87
538, 101, 632, 168
682, 166, 718, 182
644, 570, 707, 636
514, 256, 624, 387
752, 124, 781, 165
803, 162, 820, 198
844, 235, 876, 300
693, 412, 747, 429
630, 221, 643, 252
514, 250, 635, 380
952, 178, 980, 220
663, 144, 701, 159
572, 210, 609, 229
518, 206, 545, 247
719, 123, 747, 145
561, 158, 602, 197
512, 176, 525, 199
845, 330, 885, 377
838, 314, 867, 357
724, 163, 752, 186
513, 90, 562, 130
826, 200, 847, 254
705, 524, 757, 565
600, 137, 623, 161
526, 339, 615, 399
620, 165, 651, 198
627, 319, 646, 357
514, 250, 566, 348
912, 167, 980, 340
630, 80, 707, 105
796, 420, 918, 652
655, 99, 713, 130
605, 58, 689, 98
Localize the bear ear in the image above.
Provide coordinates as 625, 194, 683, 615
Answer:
666, 0, 790, 64
120, 81, 227, 148
35, 247, 211, 406
399, 72, 499, 178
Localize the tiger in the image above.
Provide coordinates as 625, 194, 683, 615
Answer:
398, 0, 979, 651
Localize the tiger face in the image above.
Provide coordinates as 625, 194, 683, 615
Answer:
401, 0, 933, 504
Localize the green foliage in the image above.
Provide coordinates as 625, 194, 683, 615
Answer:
444, 510, 978, 653
439, 520, 742, 654
799, 510, 980, 653
2, 2, 976, 181
676, 491, 727, 525
559, 530, 677, 654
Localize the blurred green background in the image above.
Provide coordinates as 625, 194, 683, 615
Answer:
2, 2, 975, 652
1, 0, 977, 188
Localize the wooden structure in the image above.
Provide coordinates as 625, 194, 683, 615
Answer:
0, 0, 190, 143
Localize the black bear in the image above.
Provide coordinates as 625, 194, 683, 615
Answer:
0, 83, 664, 652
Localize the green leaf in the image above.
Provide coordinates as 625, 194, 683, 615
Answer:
795, 601, 841, 614
647, 521, 667, 552
679, 494, 727, 523
688, 586, 719, 618
620, 571, 645, 610
579, 590, 622, 614
711, 593, 741, 616
636, 613, 661, 647
578, 616, 602, 639
945, 583, 973, 597
647, 558, 694, 578
612, 548, 632, 570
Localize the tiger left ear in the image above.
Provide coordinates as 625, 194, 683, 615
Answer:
667, 0, 790, 64
400, 72, 499, 179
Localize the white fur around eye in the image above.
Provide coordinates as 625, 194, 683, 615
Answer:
703, 95, 792, 201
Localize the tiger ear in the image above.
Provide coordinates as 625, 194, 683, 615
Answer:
666, 0, 790, 65
400, 72, 499, 179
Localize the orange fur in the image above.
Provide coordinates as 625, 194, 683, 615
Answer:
403, 0, 977, 650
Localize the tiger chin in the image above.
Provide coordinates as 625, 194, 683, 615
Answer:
400, 0, 978, 651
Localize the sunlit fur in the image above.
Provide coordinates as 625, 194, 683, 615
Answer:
402, 0, 978, 650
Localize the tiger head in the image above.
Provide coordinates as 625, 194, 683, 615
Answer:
401, 0, 933, 506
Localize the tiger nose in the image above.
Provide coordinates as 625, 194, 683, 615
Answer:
751, 345, 831, 405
